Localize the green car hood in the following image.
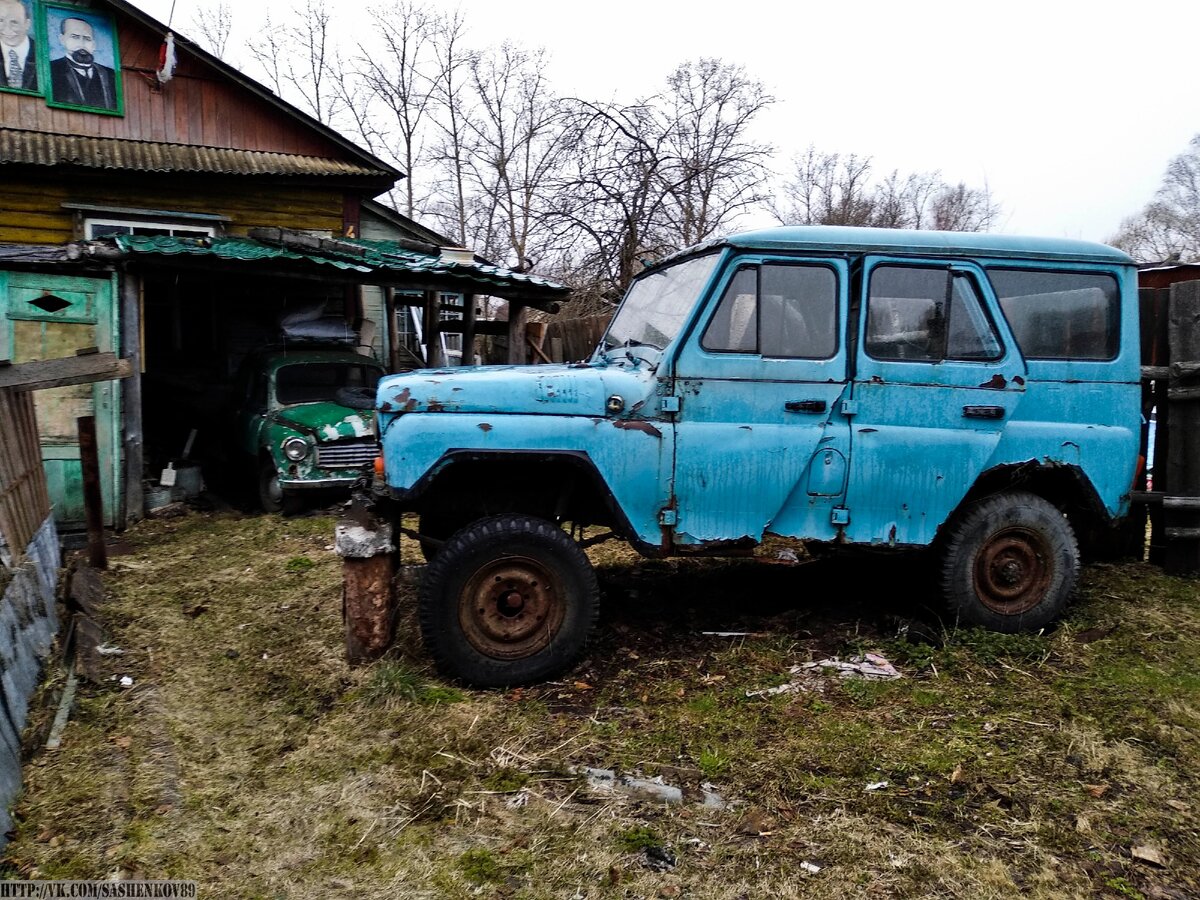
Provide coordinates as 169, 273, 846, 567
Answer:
271, 402, 375, 441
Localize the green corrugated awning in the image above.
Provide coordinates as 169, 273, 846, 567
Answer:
108, 234, 570, 303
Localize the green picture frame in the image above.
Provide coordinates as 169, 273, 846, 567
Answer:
40, 1, 123, 116
0, 0, 43, 97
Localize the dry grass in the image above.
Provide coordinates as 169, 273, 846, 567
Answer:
3, 510, 1199, 899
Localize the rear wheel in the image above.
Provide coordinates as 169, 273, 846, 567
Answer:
419, 514, 599, 687
940, 491, 1078, 632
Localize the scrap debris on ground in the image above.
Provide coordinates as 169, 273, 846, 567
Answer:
745, 652, 903, 698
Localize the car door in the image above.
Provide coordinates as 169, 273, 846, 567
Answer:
670, 256, 852, 546
842, 257, 1027, 546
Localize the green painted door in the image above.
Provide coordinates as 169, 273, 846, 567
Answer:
1, 272, 121, 529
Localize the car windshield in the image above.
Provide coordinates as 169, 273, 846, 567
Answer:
275, 363, 382, 405
603, 252, 721, 351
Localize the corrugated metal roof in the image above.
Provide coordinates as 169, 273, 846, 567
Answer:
110, 234, 569, 299
0, 128, 390, 178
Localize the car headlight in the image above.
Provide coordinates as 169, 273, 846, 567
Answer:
282, 437, 310, 461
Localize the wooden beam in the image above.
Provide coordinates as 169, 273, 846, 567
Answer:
423, 289, 443, 368
508, 301, 528, 365
78, 416, 107, 570
122, 271, 145, 527
461, 293, 477, 366
0, 353, 132, 391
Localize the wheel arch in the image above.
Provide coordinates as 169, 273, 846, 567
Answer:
949, 460, 1111, 543
400, 450, 647, 547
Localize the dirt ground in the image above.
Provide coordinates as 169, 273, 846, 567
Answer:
3, 509, 1199, 899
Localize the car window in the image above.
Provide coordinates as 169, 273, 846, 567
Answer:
275, 363, 382, 405
946, 274, 1003, 360
866, 266, 947, 361
703, 264, 838, 358
988, 269, 1119, 360
867, 265, 1002, 362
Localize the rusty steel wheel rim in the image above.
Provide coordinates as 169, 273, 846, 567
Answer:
973, 526, 1052, 615
459, 556, 567, 659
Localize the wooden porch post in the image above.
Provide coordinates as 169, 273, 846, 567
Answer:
461, 292, 477, 366
423, 289, 443, 368
120, 269, 143, 526
507, 300, 528, 365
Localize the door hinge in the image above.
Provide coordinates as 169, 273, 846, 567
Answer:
661, 395, 681, 414
659, 508, 678, 526
831, 506, 850, 526
840, 400, 857, 417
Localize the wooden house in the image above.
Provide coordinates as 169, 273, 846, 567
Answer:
0, 0, 567, 529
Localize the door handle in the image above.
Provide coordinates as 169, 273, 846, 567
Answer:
785, 400, 827, 413
963, 405, 1005, 419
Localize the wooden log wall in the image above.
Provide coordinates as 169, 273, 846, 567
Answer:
0, 173, 345, 245
0, 387, 52, 563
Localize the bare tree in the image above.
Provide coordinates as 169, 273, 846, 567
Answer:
773, 146, 998, 232
551, 99, 679, 301
929, 181, 999, 232
248, 0, 339, 124
189, 1, 234, 61
1111, 134, 1200, 263
460, 44, 570, 269
425, 10, 474, 247
658, 58, 774, 246
358, 1, 436, 217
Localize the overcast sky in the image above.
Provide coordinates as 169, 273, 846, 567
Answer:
130, 0, 1197, 244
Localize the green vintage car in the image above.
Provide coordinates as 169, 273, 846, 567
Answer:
235, 348, 384, 513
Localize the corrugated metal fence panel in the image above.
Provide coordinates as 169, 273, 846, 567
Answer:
0, 388, 52, 566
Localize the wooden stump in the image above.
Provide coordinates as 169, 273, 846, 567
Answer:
336, 519, 396, 666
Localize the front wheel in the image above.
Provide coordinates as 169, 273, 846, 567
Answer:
939, 491, 1079, 633
419, 514, 599, 687
258, 459, 300, 516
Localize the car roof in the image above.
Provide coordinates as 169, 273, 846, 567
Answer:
258, 349, 384, 373
667, 226, 1134, 266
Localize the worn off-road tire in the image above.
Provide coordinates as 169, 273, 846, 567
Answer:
419, 514, 599, 687
940, 491, 1079, 633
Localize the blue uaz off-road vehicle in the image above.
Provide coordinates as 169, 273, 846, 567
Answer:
371, 227, 1141, 686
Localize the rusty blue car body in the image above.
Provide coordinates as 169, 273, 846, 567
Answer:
375, 227, 1139, 552
371, 226, 1142, 683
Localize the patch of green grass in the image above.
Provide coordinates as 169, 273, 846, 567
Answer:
359, 662, 466, 706
615, 825, 661, 852
284, 556, 315, 573
458, 848, 503, 885
1103, 875, 1145, 899
698, 746, 730, 777
948, 627, 1050, 664
482, 768, 529, 792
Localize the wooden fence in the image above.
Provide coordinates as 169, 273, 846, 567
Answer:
543, 315, 611, 363
1137, 278, 1200, 571
0, 387, 51, 561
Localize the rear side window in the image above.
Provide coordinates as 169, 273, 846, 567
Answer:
703, 264, 838, 358
988, 269, 1119, 360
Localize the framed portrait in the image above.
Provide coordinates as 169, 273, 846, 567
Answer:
40, 3, 123, 115
0, 0, 42, 96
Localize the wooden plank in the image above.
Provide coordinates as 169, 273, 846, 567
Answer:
77, 416, 107, 570
1165, 281, 1200, 572
121, 272, 143, 527
508, 301, 528, 364
461, 292, 477, 365
0, 354, 132, 391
